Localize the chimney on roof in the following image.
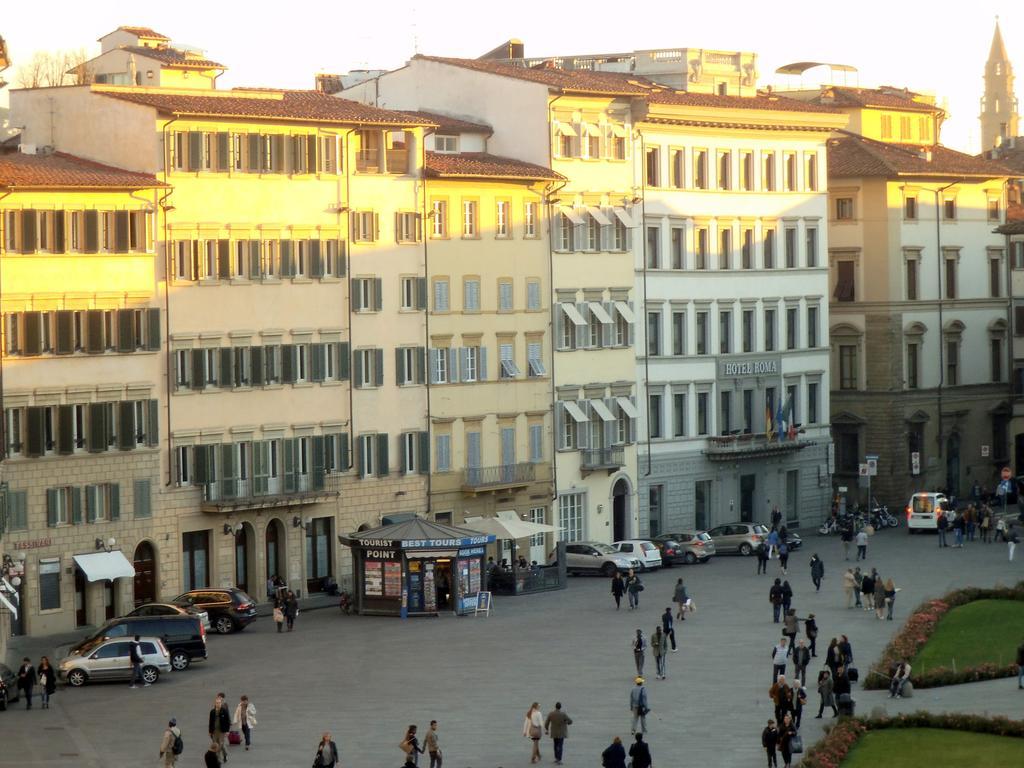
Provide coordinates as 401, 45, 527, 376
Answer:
315, 73, 343, 95
918, 147, 933, 162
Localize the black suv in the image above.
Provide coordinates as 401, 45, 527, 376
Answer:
175, 588, 258, 634
70, 615, 206, 671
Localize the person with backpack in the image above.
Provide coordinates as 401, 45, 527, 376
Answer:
629, 677, 649, 735
159, 718, 183, 767
756, 541, 770, 575
400, 724, 424, 767
631, 629, 647, 676
778, 540, 790, 575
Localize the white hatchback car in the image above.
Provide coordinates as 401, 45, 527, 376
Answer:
905, 492, 954, 532
611, 540, 663, 571
58, 636, 171, 687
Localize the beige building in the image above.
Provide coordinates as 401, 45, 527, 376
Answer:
84, 26, 225, 88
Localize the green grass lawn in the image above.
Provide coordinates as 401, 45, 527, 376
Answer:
912, 599, 1024, 672
842, 729, 1024, 767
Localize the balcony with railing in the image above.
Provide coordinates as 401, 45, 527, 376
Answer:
580, 447, 624, 473
200, 470, 340, 512
704, 432, 808, 461
356, 149, 381, 174
461, 463, 536, 495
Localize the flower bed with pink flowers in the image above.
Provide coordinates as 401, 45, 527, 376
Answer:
800, 712, 1024, 768
861, 581, 1024, 690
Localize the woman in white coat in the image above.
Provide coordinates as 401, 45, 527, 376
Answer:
232, 694, 257, 750
522, 702, 543, 763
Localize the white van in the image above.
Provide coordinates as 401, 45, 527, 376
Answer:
905, 492, 953, 531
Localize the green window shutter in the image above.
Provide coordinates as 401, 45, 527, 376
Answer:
71, 486, 83, 525
86, 309, 104, 353
147, 399, 159, 447
219, 348, 234, 388
116, 309, 134, 352
114, 211, 130, 252
87, 403, 106, 452
146, 308, 161, 351
53, 210, 66, 253
46, 488, 58, 527
247, 134, 261, 172
373, 278, 383, 311
55, 310, 74, 355
418, 431, 430, 474
337, 241, 347, 276
57, 405, 74, 455
307, 134, 318, 171
280, 240, 293, 277
395, 347, 404, 385
133, 479, 152, 519
216, 132, 230, 171
20, 210, 37, 253
416, 276, 427, 310
218, 239, 231, 279
83, 210, 99, 253
373, 348, 384, 387
281, 344, 295, 383
85, 485, 98, 523
338, 342, 350, 380
283, 438, 297, 493
118, 401, 135, 450
353, 348, 363, 386
310, 240, 323, 278
400, 433, 408, 473
109, 483, 120, 520
310, 343, 325, 382
248, 240, 261, 276
251, 346, 265, 386
416, 347, 426, 384
376, 433, 389, 477
221, 444, 236, 499
312, 435, 326, 490
187, 131, 202, 171
357, 436, 368, 478
25, 406, 44, 457
194, 445, 210, 485
22, 311, 41, 356
339, 432, 350, 471
273, 135, 286, 172
191, 349, 205, 390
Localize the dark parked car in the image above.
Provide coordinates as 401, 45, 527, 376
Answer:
0, 663, 18, 709
127, 601, 211, 631
175, 588, 258, 634
69, 614, 207, 671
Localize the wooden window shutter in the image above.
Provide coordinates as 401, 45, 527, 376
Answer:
373, 212, 380, 241
373, 348, 384, 386
251, 346, 265, 385
307, 134, 319, 172
376, 433, 389, 476
117, 308, 134, 352
247, 134, 261, 172
85, 485, 98, 523
272, 135, 285, 173
216, 132, 230, 171
339, 432, 350, 470
415, 346, 426, 384
479, 346, 488, 380
22, 311, 41, 356
24, 406, 44, 457
70, 486, 83, 525
46, 488, 58, 527
416, 277, 427, 310
118, 401, 135, 450
55, 310, 74, 355
217, 239, 231, 279
310, 240, 323, 278
194, 445, 210, 485
187, 131, 203, 172
281, 344, 295, 383
57, 405, 74, 455
20, 210, 37, 253
280, 239, 293, 277
418, 431, 430, 475
353, 349, 363, 386
87, 403, 106, 452
338, 342, 350, 380
248, 240, 261, 277
109, 483, 120, 520
283, 438, 297, 493
311, 343, 325, 382
83, 210, 99, 253
395, 347, 405, 385
53, 210, 66, 253
373, 277, 383, 310
146, 308, 161, 351
220, 444, 236, 498
86, 309, 104, 353
191, 349, 205, 390
134, 479, 151, 518
219, 348, 234, 388
146, 399, 159, 447
311, 436, 326, 490
114, 211, 130, 252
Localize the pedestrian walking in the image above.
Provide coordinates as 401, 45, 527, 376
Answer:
781, 580, 793, 613
313, 732, 339, 768
208, 693, 231, 764
273, 601, 285, 632
769, 675, 793, 724
772, 505, 783, 529
980, 507, 992, 542
793, 683, 807, 729
767, 528, 780, 559
632, 629, 646, 676
1009, 523, 1019, 561
778, 540, 790, 575
205, 743, 221, 768
284, 590, 298, 630
779, 713, 798, 768
838, 635, 853, 666
825, 638, 840, 678
809, 554, 824, 592
782, 610, 799, 655
840, 526, 853, 561
772, 638, 789, 682
792, 640, 811, 686
855, 529, 868, 560
952, 512, 965, 547
815, 669, 838, 718
874, 575, 887, 620
424, 721, 442, 768
611, 573, 625, 610
628, 733, 652, 768
937, 511, 949, 547
804, 614, 818, 657
601, 736, 627, 768
400, 725, 424, 767
626, 570, 643, 610
884, 578, 898, 620
757, 541, 770, 574
852, 566, 863, 608
761, 719, 779, 768
842, 568, 856, 608
37, 657, 56, 709
661, 607, 676, 651
232, 694, 257, 751
996, 515, 1007, 542
966, 505, 977, 542
861, 570, 876, 612
770, 578, 784, 623
833, 665, 852, 701
16, 657, 35, 710
159, 718, 182, 767
523, 702, 543, 763
651, 626, 668, 679
129, 635, 146, 688
673, 578, 688, 619
629, 677, 649, 735
1015, 642, 1024, 690
544, 702, 572, 765
889, 661, 912, 698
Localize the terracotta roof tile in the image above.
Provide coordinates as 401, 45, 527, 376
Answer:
807, 86, 940, 114
113, 26, 170, 40
0, 151, 164, 189
827, 133, 1012, 179
414, 55, 653, 95
425, 151, 563, 181
645, 90, 840, 114
98, 87, 430, 126
124, 45, 224, 70
980, 139, 1024, 174
401, 110, 493, 134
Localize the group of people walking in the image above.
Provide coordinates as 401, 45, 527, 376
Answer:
157, 692, 257, 766
14, 656, 56, 709
842, 567, 899, 620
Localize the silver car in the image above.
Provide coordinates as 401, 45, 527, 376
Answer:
706, 522, 769, 556
58, 636, 171, 687
550, 542, 641, 576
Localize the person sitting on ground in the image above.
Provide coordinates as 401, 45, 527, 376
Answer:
889, 660, 911, 698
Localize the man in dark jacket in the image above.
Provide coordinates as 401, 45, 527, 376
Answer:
661, 607, 676, 651
544, 702, 572, 765
792, 639, 811, 686
769, 579, 784, 622
756, 541, 770, 574
601, 736, 627, 768
627, 733, 652, 768
761, 719, 779, 767
809, 554, 825, 592
937, 510, 949, 547
208, 693, 231, 763
16, 657, 35, 710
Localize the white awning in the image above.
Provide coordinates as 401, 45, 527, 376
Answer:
582, 123, 601, 137
559, 207, 585, 226
562, 401, 589, 423
586, 206, 612, 226
465, 511, 559, 540
613, 300, 635, 323
589, 301, 613, 324
590, 399, 616, 422
0, 591, 16, 619
613, 207, 636, 227
609, 124, 629, 137
562, 302, 586, 326
617, 397, 639, 418
554, 122, 577, 137
73, 551, 136, 582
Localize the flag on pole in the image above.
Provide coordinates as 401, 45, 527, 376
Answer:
765, 405, 775, 441
775, 400, 785, 442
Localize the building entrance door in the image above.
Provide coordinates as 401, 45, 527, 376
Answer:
740, 474, 757, 522
133, 541, 156, 606
74, 568, 87, 627
612, 479, 630, 541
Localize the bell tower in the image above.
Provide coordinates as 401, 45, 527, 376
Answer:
980, 19, 1019, 150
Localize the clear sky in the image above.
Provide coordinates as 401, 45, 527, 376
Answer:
1, 0, 1020, 152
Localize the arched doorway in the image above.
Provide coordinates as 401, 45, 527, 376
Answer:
234, 524, 254, 594
946, 433, 961, 497
133, 541, 157, 606
265, 519, 284, 589
612, 478, 631, 541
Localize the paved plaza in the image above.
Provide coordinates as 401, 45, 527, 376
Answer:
2, 526, 1023, 767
